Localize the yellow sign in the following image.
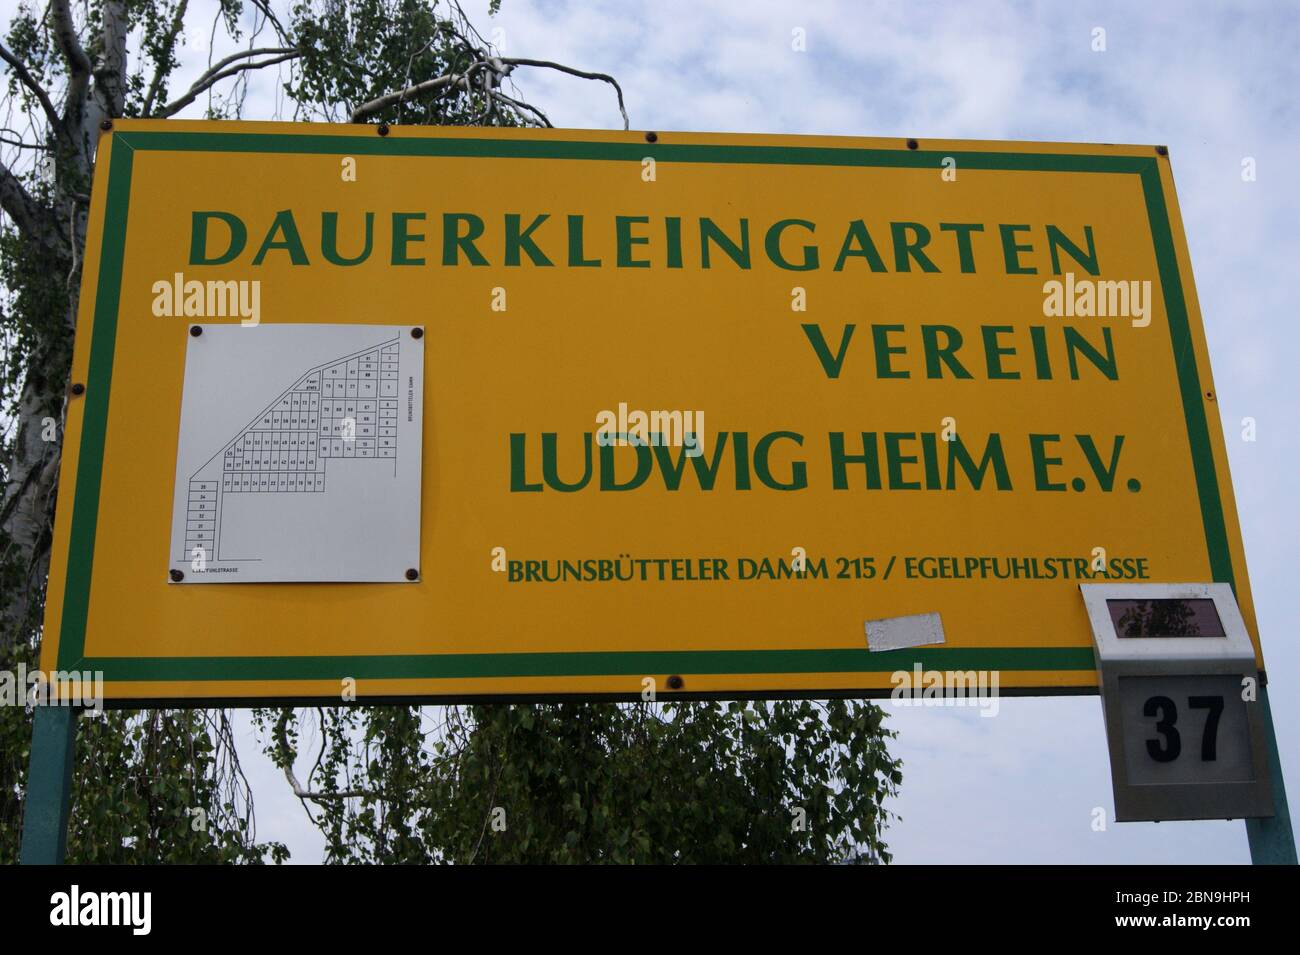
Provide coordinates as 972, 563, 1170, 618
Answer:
41, 119, 1261, 702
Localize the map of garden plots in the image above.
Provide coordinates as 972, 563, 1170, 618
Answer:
168, 324, 424, 582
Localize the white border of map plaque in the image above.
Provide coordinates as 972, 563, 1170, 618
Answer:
168, 324, 424, 583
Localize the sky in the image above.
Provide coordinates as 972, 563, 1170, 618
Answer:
24, 0, 1300, 863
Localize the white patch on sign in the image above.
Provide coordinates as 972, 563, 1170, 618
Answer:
167, 324, 424, 582
864, 612, 946, 652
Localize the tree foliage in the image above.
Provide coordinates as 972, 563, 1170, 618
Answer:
1, 0, 901, 864
259, 700, 899, 864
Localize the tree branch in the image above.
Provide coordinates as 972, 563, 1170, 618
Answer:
50, 0, 92, 130
501, 58, 629, 130
349, 73, 462, 123
0, 133, 52, 150
155, 48, 301, 118
0, 42, 66, 137
142, 0, 190, 118
274, 713, 375, 803
350, 54, 630, 129
246, 0, 293, 45
490, 88, 552, 128
175, 46, 302, 99
92, 1, 130, 119
0, 160, 60, 251
49, 0, 92, 74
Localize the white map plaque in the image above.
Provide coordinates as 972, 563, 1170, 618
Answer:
168, 324, 424, 583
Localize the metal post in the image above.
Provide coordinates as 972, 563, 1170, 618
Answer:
19, 705, 78, 865
1247, 685, 1296, 864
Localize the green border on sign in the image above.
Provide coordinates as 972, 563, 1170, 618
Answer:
55, 133, 1230, 687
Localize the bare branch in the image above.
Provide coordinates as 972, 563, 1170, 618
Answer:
349, 39, 629, 130
501, 58, 630, 130
50, 0, 92, 74
246, 0, 293, 45
66, 195, 80, 287
177, 46, 302, 102
349, 73, 462, 123
0, 42, 65, 137
50, 0, 92, 129
156, 49, 302, 118
0, 133, 51, 150
490, 89, 552, 128
274, 715, 374, 803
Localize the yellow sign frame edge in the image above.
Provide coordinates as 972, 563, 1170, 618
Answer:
37, 120, 1258, 704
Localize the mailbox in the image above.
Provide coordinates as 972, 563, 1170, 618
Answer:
1080, 582, 1273, 822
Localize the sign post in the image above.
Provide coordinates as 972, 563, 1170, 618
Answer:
19, 706, 77, 865
1245, 688, 1297, 863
